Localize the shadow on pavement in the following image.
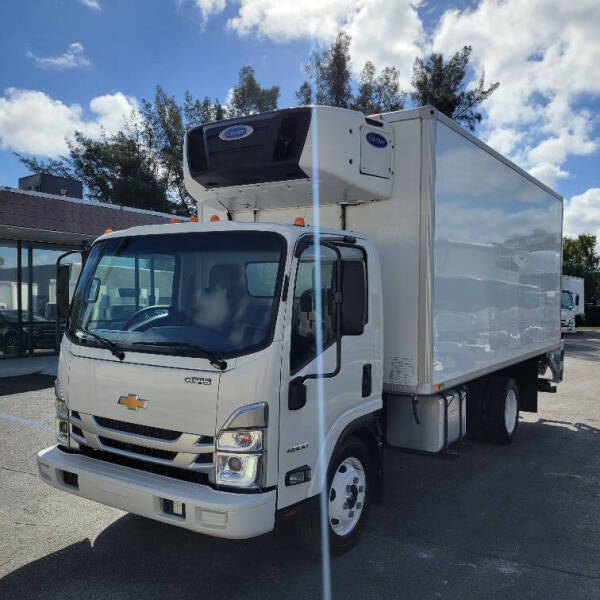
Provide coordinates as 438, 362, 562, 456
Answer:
2, 416, 600, 599
0, 374, 54, 396
563, 330, 600, 361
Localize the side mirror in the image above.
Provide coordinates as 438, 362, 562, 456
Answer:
57, 265, 71, 319
340, 260, 367, 335
288, 377, 307, 410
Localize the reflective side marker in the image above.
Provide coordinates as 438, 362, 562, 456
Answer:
285, 465, 311, 486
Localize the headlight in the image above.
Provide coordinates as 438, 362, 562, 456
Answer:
217, 430, 263, 452
215, 404, 267, 490
55, 398, 68, 419
216, 453, 261, 488
55, 380, 69, 447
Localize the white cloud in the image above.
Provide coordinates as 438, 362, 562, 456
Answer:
186, 0, 423, 87
564, 188, 600, 247
194, 0, 226, 21
0, 88, 137, 157
431, 0, 600, 188
78, 0, 101, 10
28, 42, 91, 70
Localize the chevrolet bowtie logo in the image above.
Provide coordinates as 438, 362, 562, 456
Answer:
117, 394, 148, 411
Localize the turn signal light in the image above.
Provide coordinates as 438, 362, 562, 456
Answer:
210, 214, 220, 222
294, 217, 305, 226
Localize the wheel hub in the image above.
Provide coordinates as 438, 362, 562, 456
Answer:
328, 457, 366, 536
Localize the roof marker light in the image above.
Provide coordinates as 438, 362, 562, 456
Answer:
190, 216, 199, 223
210, 214, 220, 222
104, 228, 113, 234
294, 217, 305, 227
170, 218, 181, 224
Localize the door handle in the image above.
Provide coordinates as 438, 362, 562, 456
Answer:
362, 364, 372, 398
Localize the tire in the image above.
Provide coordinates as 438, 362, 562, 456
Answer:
295, 437, 373, 557
4, 331, 19, 356
486, 376, 519, 445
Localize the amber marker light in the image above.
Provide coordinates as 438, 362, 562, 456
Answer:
210, 214, 220, 222
190, 216, 199, 222
294, 217, 305, 226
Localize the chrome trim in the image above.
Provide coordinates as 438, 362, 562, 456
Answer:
69, 411, 214, 473
221, 402, 268, 431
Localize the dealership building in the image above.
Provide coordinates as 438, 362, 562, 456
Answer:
0, 175, 176, 361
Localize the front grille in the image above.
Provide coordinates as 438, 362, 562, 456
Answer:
194, 453, 213, 464
99, 437, 177, 461
72, 425, 83, 437
94, 416, 182, 441
78, 445, 210, 485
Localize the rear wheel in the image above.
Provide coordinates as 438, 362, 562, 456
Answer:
295, 437, 373, 556
486, 376, 519, 444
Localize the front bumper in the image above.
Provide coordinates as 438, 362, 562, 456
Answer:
37, 445, 276, 539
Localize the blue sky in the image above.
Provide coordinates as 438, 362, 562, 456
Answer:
0, 0, 598, 240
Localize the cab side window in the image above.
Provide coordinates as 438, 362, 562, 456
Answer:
290, 245, 337, 373
290, 243, 368, 373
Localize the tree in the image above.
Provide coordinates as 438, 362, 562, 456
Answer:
352, 61, 405, 115
229, 66, 279, 117
296, 32, 353, 108
16, 85, 228, 215
411, 45, 499, 131
563, 234, 600, 305
17, 113, 174, 213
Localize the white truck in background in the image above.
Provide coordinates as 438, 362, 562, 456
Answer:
561, 275, 585, 333
38, 105, 564, 554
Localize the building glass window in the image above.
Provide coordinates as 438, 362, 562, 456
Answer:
0, 242, 23, 357
29, 245, 81, 355
0, 240, 81, 358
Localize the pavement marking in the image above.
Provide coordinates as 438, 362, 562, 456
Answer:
0, 412, 53, 431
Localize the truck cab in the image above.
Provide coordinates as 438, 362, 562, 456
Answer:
40, 219, 383, 547
561, 289, 576, 333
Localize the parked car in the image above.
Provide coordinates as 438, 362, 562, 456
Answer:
0, 310, 57, 355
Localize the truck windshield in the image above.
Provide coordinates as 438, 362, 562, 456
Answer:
68, 231, 286, 358
561, 290, 574, 310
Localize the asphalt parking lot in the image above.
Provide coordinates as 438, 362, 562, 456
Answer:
1, 333, 599, 599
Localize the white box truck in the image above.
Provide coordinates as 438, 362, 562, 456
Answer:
38, 106, 564, 554
561, 275, 585, 332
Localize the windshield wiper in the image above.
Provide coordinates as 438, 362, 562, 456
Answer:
132, 341, 227, 371
76, 327, 125, 361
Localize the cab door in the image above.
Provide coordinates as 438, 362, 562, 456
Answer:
277, 240, 373, 509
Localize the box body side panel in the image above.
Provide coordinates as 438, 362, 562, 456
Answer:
347, 118, 423, 389
432, 121, 562, 387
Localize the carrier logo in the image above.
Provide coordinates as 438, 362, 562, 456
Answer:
365, 131, 388, 148
219, 124, 253, 141
117, 394, 148, 411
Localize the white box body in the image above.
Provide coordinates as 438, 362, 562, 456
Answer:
188, 106, 563, 396
385, 391, 466, 453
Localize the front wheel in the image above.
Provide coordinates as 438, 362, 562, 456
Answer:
295, 437, 373, 556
